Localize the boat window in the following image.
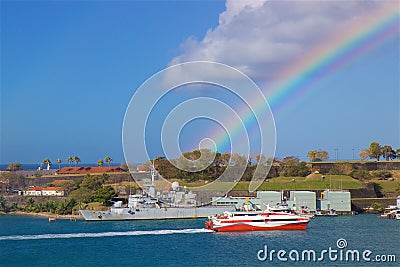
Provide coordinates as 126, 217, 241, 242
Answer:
233, 213, 260, 216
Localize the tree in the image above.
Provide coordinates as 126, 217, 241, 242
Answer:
255, 154, 266, 165
307, 150, 317, 162
69, 188, 92, 203
56, 158, 62, 170
58, 181, 75, 196
230, 153, 247, 166
43, 158, 52, 170
220, 153, 231, 166
381, 145, 396, 161
279, 156, 310, 177
80, 174, 103, 191
67, 157, 73, 166
396, 148, 400, 159
5, 162, 22, 171
73, 156, 81, 166
369, 142, 382, 161
104, 156, 112, 170
97, 160, 104, 167
315, 150, 329, 161
24, 198, 35, 212
359, 148, 370, 161
308, 150, 329, 162
388, 149, 396, 160
94, 186, 116, 205
177, 149, 214, 171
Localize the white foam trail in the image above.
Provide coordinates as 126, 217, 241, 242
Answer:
0, 228, 214, 241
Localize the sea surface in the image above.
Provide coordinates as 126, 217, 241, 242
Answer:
0, 214, 398, 266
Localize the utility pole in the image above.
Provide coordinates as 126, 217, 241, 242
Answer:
352, 148, 355, 161
334, 148, 339, 161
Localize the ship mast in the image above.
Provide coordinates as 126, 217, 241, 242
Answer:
148, 164, 156, 197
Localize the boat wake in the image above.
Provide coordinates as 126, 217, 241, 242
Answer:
0, 228, 214, 241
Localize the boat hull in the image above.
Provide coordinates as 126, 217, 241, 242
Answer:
205, 210, 310, 232
80, 206, 235, 221
206, 221, 308, 232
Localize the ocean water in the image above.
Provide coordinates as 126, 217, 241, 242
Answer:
0, 215, 398, 266
0, 163, 122, 171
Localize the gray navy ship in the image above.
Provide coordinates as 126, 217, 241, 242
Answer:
80, 168, 235, 221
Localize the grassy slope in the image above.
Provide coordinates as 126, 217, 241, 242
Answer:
168, 174, 364, 191
372, 180, 400, 194
233, 174, 363, 191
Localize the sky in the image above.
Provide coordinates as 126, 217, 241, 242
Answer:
1, 0, 399, 165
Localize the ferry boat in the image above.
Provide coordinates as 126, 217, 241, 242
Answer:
205, 210, 310, 232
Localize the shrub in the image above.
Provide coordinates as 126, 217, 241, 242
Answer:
328, 163, 354, 175
6, 162, 22, 171
280, 161, 310, 177
350, 170, 371, 180
371, 202, 382, 211
370, 170, 391, 179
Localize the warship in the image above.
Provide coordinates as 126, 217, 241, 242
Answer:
80, 168, 235, 221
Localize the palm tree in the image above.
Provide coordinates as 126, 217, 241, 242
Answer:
307, 150, 317, 162
381, 145, 393, 161
43, 158, 52, 170
67, 157, 73, 166
97, 159, 104, 167
56, 158, 62, 170
73, 156, 81, 166
104, 156, 112, 170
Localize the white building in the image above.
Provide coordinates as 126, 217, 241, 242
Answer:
24, 187, 64, 197
41, 187, 64, 196
24, 187, 43, 196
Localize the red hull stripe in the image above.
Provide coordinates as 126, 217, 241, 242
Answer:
207, 222, 309, 232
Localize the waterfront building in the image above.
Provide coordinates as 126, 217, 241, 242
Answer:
256, 191, 282, 207
318, 190, 351, 212
211, 196, 264, 210
288, 191, 317, 212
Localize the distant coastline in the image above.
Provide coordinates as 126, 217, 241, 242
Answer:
0, 163, 122, 171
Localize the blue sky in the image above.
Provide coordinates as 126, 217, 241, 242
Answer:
1, 1, 399, 165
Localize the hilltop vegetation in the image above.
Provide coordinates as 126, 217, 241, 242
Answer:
0, 173, 116, 215
151, 150, 311, 182
2, 141, 400, 215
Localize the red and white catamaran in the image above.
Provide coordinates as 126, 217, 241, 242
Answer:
205, 210, 310, 232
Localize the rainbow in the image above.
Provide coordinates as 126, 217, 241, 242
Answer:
213, 1, 399, 153
269, 1, 399, 114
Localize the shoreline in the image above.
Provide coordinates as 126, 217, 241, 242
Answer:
1, 211, 83, 220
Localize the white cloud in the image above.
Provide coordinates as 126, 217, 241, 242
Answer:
170, 0, 385, 81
